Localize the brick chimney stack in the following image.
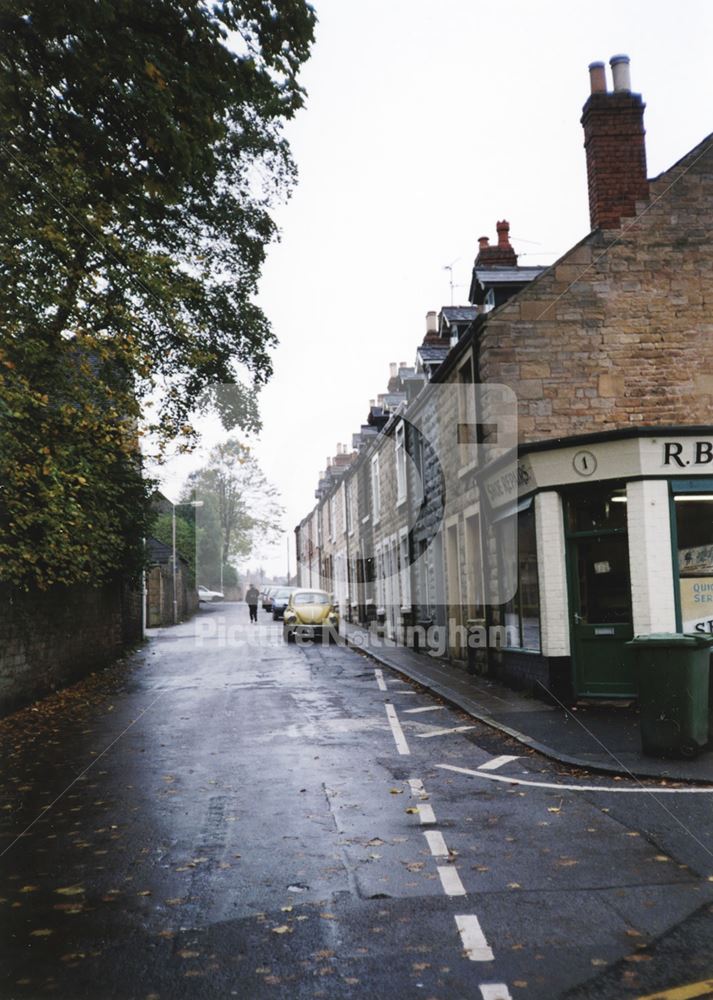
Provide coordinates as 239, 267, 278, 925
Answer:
474, 221, 517, 267
581, 55, 649, 230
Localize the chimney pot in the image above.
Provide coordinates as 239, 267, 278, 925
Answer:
389, 362, 397, 378
588, 60, 607, 94
369, 398, 375, 407
496, 220, 511, 248
478, 236, 490, 250
610, 54, 631, 92
426, 310, 438, 335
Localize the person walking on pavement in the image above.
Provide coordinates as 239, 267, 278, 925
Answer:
245, 584, 260, 623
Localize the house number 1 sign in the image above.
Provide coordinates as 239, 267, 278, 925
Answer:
573, 450, 597, 476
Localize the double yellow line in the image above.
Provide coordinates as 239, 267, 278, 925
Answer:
638, 979, 713, 1000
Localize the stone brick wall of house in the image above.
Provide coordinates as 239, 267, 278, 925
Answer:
407, 390, 446, 625
478, 139, 713, 441
0, 580, 142, 717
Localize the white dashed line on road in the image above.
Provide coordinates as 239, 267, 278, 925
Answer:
407, 779, 437, 824
416, 725, 477, 739
438, 865, 466, 896
424, 830, 450, 858
384, 703, 410, 755
455, 914, 495, 961
438, 763, 713, 793
403, 705, 446, 714
479, 755, 521, 771
374, 668, 387, 691
479, 984, 513, 999
416, 804, 437, 824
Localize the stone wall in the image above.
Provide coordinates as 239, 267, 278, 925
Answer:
479, 136, 713, 440
0, 579, 142, 717
145, 561, 196, 627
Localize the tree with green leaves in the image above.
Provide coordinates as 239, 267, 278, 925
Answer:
0, 1, 315, 589
182, 438, 283, 584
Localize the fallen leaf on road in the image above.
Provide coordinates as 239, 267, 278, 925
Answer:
591, 958, 607, 967
272, 925, 292, 935
507, 882, 521, 889
19, 886, 39, 893
136, 890, 152, 897
165, 898, 185, 906
653, 855, 669, 862
405, 807, 418, 814
389, 788, 403, 795
55, 886, 85, 896
30, 929, 53, 936
625, 954, 652, 962
319, 913, 336, 920
177, 950, 200, 958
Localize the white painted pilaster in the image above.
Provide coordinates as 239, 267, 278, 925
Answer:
535, 491, 570, 656
626, 480, 676, 635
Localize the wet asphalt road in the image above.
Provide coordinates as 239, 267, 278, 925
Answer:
2, 602, 713, 1000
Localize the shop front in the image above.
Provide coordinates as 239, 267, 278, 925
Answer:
481, 428, 713, 701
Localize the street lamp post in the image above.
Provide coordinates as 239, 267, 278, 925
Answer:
172, 500, 203, 625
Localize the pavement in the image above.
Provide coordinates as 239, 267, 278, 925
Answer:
342, 621, 713, 784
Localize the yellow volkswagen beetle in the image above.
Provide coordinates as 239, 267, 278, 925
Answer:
283, 589, 339, 643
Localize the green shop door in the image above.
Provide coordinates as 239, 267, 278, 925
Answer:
566, 487, 635, 698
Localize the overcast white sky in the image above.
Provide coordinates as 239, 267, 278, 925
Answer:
157, 0, 713, 580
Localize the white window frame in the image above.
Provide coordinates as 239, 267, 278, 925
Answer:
395, 421, 407, 505
399, 528, 411, 609
371, 453, 381, 523
328, 495, 336, 542
345, 480, 354, 535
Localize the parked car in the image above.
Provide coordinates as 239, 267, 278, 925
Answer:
198, 585, 224, 602
271, 587, 297, 620
283, 589, 339, 643
262, 587, 277, 611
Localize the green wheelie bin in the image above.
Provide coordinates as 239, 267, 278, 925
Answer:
627, 633, 713, 758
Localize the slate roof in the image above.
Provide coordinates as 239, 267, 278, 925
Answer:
440, 306, 478, 323
146, 536, 189, 566
473, 266, 545, 285
418, 344, 450, 363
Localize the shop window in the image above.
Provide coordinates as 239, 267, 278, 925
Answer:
499, 503, 541, 651
674, 488, 713, 633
